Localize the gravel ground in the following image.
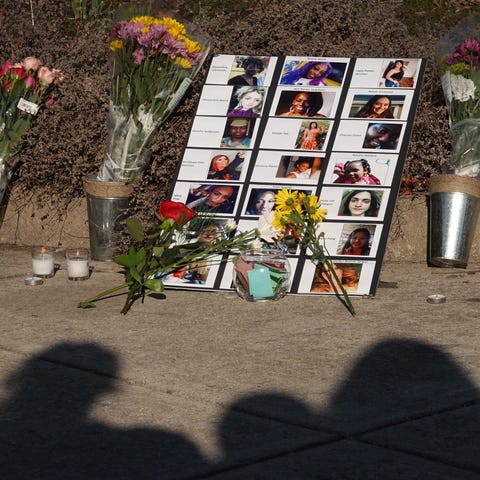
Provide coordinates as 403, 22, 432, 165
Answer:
0, 0, 475, 221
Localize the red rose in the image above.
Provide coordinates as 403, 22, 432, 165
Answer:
158, 200, 196, 225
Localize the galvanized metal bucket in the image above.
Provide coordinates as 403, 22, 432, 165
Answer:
83, 176, 134, 261
428, 175, 480, 268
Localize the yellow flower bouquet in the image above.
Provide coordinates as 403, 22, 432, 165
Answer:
97, 6, 210, 182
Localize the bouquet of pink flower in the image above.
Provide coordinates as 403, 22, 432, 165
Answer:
0, 56, 64, 205
438, 16, 480, 178
97, 9, 210, 182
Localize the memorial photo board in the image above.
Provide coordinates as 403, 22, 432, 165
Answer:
168, 55, 426, 296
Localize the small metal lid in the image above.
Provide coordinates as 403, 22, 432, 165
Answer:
24, 276, 44, 286
426, 294, 446, 304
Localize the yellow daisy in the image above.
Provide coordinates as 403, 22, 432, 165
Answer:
184, 37, 201, 55
303, 193, 320, 209
272, 210, 287, 231
130, 15, 161, 34
275, 188, 297, 212
174, 57, 192, 69
109, 39, 123, 51
160, 17, 186, 39
310, 207, 328, 223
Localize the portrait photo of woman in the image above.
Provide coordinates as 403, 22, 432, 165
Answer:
186, 184, 239, 214
220, 117, 255, 148
337, 226, 375, 256
295, 121, 329, 151
207, 152, 245, 180
280, 61, 332, 86
275, 91, 325, 117
382, 59, 408, 87
285, 158, 313, 179
276, 155, 323, 180
181, 218, 227, 244
362, 123, 402, 150
310, 262, 361, 294
354, 95, 394, 119
227, 86, 265, 117
338, 189, 382, 218
245, 189, 276, 216
228, 56, 266, 86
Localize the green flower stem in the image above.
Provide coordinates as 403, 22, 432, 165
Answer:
308, 236, 356, 316
78, 281, 131, 309
319, 253, 356, 316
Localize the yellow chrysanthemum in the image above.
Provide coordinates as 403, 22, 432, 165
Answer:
174, 57, 192, 69
131, 15, 162, 34
275, 188, 297, 212
109, 39, 124, 51
310, 207, 328, 223
303, 193, 320, 209
160, 17, 186, 39
131, 15, 160, 26
272, 210, 287, 231
184, 37, 201, 54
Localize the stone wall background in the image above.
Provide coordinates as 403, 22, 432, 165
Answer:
0, 0, 475, 228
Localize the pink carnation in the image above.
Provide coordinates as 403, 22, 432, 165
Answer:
113, 21, 143, 42
8, 67, 27, 80
161, 33, 188, 60
0, 61, 13, 76
38, 66, 56, 85
22, 56, 42, 72
38, 66, 65, 85
52, 68, 65, 83
132, 48, 145, 65
446, 38, 480, 69
24, 75, 37, 89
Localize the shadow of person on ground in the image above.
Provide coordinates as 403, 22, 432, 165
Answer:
0, 341, 210, 480
211, 338, 480, 479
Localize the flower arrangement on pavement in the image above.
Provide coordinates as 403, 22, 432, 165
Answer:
256, 188, 356, 315
79, 188, 355, 315
97, 11, 210, 182
438, 17, 480, 178
0, 56, 64, 206
79, 201, 257, 314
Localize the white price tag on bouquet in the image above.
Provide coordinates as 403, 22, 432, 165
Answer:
17, 98, 40, 115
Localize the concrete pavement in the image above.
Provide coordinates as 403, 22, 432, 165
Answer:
1, 245, 480, 478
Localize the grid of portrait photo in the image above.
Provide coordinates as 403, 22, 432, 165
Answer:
169, 54, 425, 295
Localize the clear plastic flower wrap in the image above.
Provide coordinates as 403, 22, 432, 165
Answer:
97, 2, 210, 183
437, 15, 480, 178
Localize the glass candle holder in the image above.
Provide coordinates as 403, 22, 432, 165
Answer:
232, 248, 291, 302
32, 246, 55, 278
66, 248, 90, 281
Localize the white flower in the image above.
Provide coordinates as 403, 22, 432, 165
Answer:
249, 238, 263, 251
256, 211, 281, 243
225, 219, 237, 232
450, 74, 475, 102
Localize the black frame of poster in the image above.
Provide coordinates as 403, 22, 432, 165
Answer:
165, 54, 426, 296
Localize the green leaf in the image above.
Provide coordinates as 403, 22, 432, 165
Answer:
129, 266, 142, 283
160, 246, 179, 265
135, 247, 147, 265
126, 216, 145, 241
152, 246, 164, 258
115, 246, 137, 268
144, 279, 164, 292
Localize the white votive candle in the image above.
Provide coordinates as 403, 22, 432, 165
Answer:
66, 249, 90, 281
32, 247, 55, 278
